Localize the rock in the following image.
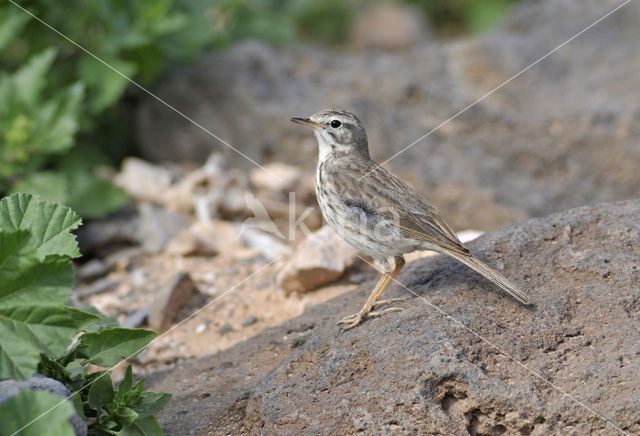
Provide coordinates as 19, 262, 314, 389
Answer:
167, 218, 246, 258
137, 203, 191, 253
75, 276, 117, 298
75, 259, 110, 283
239, 227, 292, 261
350, 4, 429, 51
0, 374, 87, 436
121, 307, 150, 329
249, 162, 301, 193
241, 315, 258, 327
76, 206, 139, 257
277, 226, 358, 294
149, 272, 200, 332
113, 157, 173, 203
217, 322, 234, 335
147, 200, 640, 434
136, 0, 640, 231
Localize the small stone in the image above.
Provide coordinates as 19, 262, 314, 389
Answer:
277, 226, 357, 294
149, 272, 199, 332
166, 220, 243, 257
250, 163, 301, 192
76, 277, 117, 298
137, 203, 190, 253
241, 315, 258, 327
114, 157, 172, 203
239, 227, 292, 261
75, 259, 110, 282
121, 307, 150, 329
351, 4, 428, 51
218, 322, 234, 335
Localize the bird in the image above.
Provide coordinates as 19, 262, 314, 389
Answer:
291, 109, 532, 329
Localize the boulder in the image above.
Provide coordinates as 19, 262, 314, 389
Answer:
136, 0, 640, 231
147, 200, 640, 434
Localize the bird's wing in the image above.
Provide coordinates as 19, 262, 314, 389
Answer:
329, 159, 469, 255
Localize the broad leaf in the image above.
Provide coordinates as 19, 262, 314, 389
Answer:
88, 371, 115, 410
134, 392, 172, 418
117, 365, 134, 400
0, 6, 31, 50
0, 389, 75, 436
119, 415, 163, 436
79, 328, 157, 367
0, 304, 99, 379
0, 253, 74, 307
0, 193, 82, 259
117, 407, 139, 426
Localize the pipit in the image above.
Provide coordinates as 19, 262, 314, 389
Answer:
292, 109, 532, 329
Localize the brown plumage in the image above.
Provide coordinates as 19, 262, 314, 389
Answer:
292, 109, 531, 329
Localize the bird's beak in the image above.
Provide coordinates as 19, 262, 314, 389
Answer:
291, 117, 324, 129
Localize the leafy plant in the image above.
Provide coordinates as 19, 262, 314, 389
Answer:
0, 193, 170, 435
403, 0, 523, 36
0, 24, 129, 219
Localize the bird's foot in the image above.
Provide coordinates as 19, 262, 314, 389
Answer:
337, 312, 365, 329
337, 305, 404, 330
373, 297, 406, 308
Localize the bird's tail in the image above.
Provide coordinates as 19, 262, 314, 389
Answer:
443, 249, 532, 306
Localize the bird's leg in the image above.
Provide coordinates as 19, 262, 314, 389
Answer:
338, 255, 406, 329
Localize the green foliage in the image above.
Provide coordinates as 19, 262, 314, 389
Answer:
0, 389, 76, 436
83, 366, 171, 435
0, 48, 83, 180
0, 193, 170, 435
403, 0, 523, 36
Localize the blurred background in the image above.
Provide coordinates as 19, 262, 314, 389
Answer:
0, 0, 526, 221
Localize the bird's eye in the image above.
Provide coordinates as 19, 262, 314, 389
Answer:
330, 120, 341, 128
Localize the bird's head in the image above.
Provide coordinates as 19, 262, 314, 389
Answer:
291, 109, 369, 160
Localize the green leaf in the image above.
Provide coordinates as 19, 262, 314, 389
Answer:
0, 193, 82, 259
10, 172, 69, 206
117, 365, 134, 400
116, 407, 139, 426
38, 353, 71, 383
79, 328, 157, 367
12, 170, 129, 220
66, 360, 85, 380
65, 170, 129, 219
0, 6, 31, 50
78, 56, 136, 113
133, 392, 172, 418
88, 371, 115, 410
13, 48, 57, 106
0, 250, 73, 307
0, 194, 99, 379
118, 415, 163, 436
0, 389, 75, 436
36, 82, 84, 154
0, 304, 99, 379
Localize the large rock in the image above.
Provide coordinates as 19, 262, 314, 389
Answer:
136, 0, 640, 231
147, 200, 640, 434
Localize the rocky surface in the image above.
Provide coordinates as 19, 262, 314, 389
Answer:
136, 0, 640, 231
147, 200, 640, 435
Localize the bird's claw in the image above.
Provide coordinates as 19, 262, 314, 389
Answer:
373, 297, 406, 308
337, 306, 404, 329
337, 312, 364, 329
